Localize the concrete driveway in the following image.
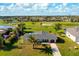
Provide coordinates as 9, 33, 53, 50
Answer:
50, 43, 61, 56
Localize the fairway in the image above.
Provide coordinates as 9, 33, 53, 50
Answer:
24, 22, 56, 33
24, 22, 79, 33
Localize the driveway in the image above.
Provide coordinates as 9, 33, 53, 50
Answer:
50, 43, 61, 56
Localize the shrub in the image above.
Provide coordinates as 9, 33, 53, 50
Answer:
54, 23, 62, 31
0, 34, 4, 48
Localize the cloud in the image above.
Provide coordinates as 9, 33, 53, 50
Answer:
0, 6, 4, 11
14, 3, 48, 10
0, 3, 79, 16
0, 3, 15, 11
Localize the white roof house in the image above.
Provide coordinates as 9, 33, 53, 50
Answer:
65, 27, 79, 44
0, 25, 15, 34
0, 30, 6, 34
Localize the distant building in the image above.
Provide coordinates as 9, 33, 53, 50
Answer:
0, 26, 15, 30
0, 25, 15, 39
65, 27, 79, 44
0, 30, 6, 34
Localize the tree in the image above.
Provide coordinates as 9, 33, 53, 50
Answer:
6, 28, 13, 35
17, 23, 26, 35
29, 35, 37, 49
0, 34, 4, 48
4, 33, 17, 47
54, 23, 62, 31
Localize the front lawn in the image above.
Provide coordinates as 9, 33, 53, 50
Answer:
0, 36, 52, 56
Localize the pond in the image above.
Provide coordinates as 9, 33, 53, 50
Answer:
0, 25, 15, 29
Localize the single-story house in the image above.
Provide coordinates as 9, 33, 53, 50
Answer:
0, 26, 15, 30
0, 25, 15, 39
0, 30, 6, 34
65, 27, 79, 44
24, 31, 57, 43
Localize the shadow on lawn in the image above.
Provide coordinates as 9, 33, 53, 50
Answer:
56, 37, 65, 43
0, 38, 21, 51
34, 45, 52, 55
1, 44, 19, 51
24, 31, 33, 33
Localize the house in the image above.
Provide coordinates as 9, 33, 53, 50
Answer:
0, 26, 15, 30
0, 30, 6, 34
0, 25, 15, 39
65, 27, 79, 44
24, 31, 57, 43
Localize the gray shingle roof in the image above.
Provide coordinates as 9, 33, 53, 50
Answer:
32, 31, 57, 40
24, 31, 57, 40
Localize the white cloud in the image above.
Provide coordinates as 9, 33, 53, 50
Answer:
14, 3, 48, 10
0, 3, 15, 11
0, 6, 4, 11
7, 3, 15, 9
38, 3, 48, 9
63, 3, 67, 6
0, 3, 79, 16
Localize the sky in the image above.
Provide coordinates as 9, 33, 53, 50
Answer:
0, 3, 79, 16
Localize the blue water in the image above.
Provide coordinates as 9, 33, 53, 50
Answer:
0, 26, 15, 29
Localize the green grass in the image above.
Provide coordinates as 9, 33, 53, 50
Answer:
24, 22, 56, 33
0, 21, 79, 56
0, 36, 52, 56
0, 20, 7, 25
24, 22, 79, 34
23, 22, 79, 56
56, 35, 79, 56
0, 20, 17, 26
20, 40, 52, 56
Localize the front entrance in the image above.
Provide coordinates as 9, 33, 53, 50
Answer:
50, 40, 54, 43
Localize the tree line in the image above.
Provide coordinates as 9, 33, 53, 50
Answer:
0, 16, 79, 22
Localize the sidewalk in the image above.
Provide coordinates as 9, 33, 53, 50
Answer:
50, 43, 61, 56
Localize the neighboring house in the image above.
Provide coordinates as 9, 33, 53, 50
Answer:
0, 26, 15, 30
0, 30, 6, 34
0, 25, 15, 39
24, 31, 57, 43
0, 30, 8, 39
65, 27, 79, 44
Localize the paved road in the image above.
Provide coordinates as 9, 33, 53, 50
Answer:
50, 43, 61, 56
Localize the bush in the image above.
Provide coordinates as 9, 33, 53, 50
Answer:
54, 23, 62, 31
5, 34, 16, 44
0, 34, 4, 47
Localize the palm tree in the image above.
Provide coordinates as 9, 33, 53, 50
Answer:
29, 35, 37, 49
